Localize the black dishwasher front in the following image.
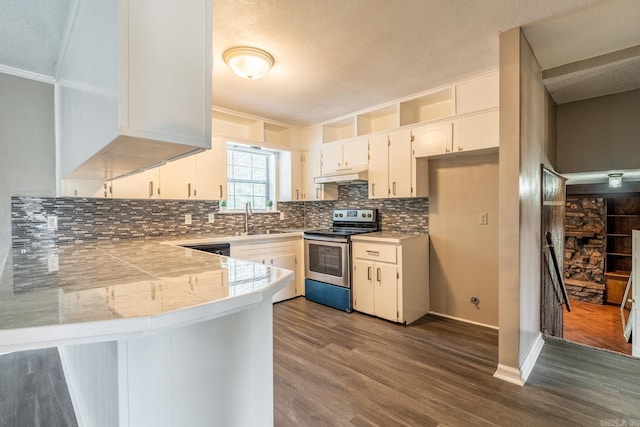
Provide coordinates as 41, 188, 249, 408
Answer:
181, 243, 231, 256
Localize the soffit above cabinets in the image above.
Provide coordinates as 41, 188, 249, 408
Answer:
523, 0, 640, 105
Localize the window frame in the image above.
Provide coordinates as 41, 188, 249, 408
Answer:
226, 144, 276, 211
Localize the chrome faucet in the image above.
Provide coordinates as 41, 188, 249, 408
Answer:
244, 202, 253, 234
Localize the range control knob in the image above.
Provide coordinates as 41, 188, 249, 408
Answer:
334, 213, 338, 217
339, 213, 343, 217
361, 213, 366, 217
367, 213, 372, 218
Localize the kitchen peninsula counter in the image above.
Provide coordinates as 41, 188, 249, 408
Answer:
0, 240, 292, 427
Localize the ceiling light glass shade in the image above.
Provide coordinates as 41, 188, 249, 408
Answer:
608, 172, 623, 188
223, 47, 274, 80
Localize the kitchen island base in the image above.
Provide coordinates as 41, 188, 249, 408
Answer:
59, 298, 275, 427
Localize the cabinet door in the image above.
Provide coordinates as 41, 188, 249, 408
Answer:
160, 155, 196, 200
62, 179, 110, 198
388, 129, 412, 198
278, 151, 303, 202
452, 110, 499, 152
456, 73, 499, 115
113, 168, 161, 199
412, 122, 452, 157
321, 144, 343, 174
353, 259, 375, 315
302, 149, 337, 201
195, 138, 228, 200
367, 134, 389, 199
343, 138, 369, 169
271, 253, 297, 302
375, 263, 398, 322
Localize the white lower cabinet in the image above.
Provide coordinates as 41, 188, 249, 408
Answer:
230, 237, 304, 303
351, 234, 429, 325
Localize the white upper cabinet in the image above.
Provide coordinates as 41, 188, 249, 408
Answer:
388, 129, 412, 198
112, 168, 161, 200
452, 110, 499, 153
367, 134, 389, 199
455, 73, 499, 115
412, 122, 453, 157
302, 150, 338, 201
320, 138, 369, 175
194, 138, 228, 201
278, 151, 303, 202
160, 156, 197, 200
57, 0, 213, 181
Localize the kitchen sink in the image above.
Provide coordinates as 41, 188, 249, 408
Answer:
238, 230, 287, 236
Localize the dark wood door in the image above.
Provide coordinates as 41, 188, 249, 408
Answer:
541, 166, 567, 337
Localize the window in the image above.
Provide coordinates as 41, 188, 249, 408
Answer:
227, 146, 274, 210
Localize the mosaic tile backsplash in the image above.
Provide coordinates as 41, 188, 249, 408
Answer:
12, 184, 428, 246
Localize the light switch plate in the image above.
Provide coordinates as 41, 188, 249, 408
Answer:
479, 212, 488, 225
280, 212, 285, 220
48, 255, 59, 272
208, 213, 215, 223
185, 214, 192, 225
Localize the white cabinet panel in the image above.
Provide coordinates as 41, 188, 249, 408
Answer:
388, 129, 412, 198
456, 73, 499, 115
112, 168, 160, 199
160, 156, 196, 200
320, 144, 343, 175
367, 134, 389, 199
375, 263, 399, 323
195, 138, 228, 200
343, 138, 369, 169
271, 254, 297, 302
412, 122, 453, 157
302, 149, 337, 201
353, 260, 375, 314
453, 110, 499, 152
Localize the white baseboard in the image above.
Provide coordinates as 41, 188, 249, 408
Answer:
428, 311, 499, 330
493, 364, 524, 386
493, 333, 545, 386
520, 332, 544, 383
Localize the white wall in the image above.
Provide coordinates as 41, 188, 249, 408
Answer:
428, 152, 499, 327
497, 28, 557, 385
0, 73, 56, 250
557, 89, 640, 173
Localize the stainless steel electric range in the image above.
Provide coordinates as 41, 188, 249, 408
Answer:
303, 208, 379, 312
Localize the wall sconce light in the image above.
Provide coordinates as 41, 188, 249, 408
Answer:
223, 46, 274, 80
608, 172, 623, 188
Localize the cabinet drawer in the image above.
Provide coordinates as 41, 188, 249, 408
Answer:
353, 242, 397, 263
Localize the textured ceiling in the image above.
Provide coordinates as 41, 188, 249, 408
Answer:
1, 0, 638, 125
0, 0, 72, 77
523, 0, 640, 105
212, 0, 606, 125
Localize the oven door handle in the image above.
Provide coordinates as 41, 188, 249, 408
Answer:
304, 235, 349, 244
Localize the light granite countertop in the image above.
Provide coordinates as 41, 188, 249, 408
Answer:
350, 231, 429, 243
0, 239, 293, 352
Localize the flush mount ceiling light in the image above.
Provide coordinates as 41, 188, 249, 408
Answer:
608, 172, 623, 188
223, 46, 274, 80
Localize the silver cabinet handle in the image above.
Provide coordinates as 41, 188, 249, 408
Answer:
295, 189, 299, 200
367, 266, 371, 280
458, 146, 463, 152
219, 184, 223, 198
366, 250, 380, 256
187, 183, 191, 198
376, 268, 381, 282
149, 181, 153, 198
316, 187, 320, 199
392, 182, 397, 195
372, 183, 375, 197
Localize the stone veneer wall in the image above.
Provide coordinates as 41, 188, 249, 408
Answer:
564, 197, 605, 304
12, 184, 429, 246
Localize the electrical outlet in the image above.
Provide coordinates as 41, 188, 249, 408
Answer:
479, 212, 488, 225
48, 255, 59, 273
208, 213, 215, 223
280, 212, 285, 220
185, 214, 192, 225
47, 215, 58, 230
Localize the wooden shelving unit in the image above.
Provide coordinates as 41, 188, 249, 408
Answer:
605, 195, 640, 304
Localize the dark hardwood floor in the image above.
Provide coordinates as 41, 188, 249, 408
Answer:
274, 297, 640, 426
564, 299, 632, 355
0, 348, 77, 427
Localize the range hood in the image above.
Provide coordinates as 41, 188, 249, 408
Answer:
314, 166, 368, 184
